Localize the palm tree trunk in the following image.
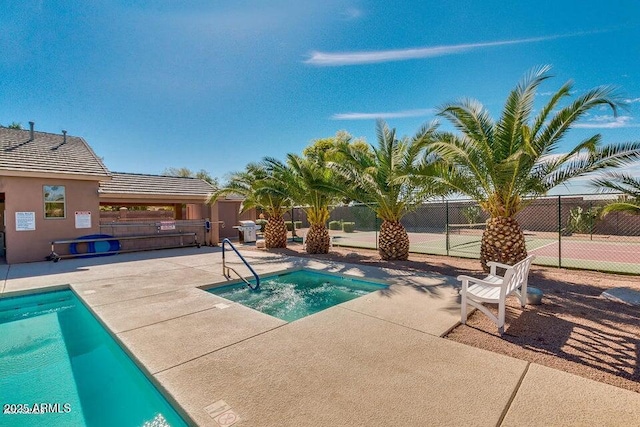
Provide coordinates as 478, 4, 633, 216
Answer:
378, 220, 410, 260
265, 214, 287, 248
305, 223, 330, 254
480, 216, 527, 272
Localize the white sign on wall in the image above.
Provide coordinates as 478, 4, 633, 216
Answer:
75, 211, 92, 229
160, 221, 176, 231
16, 212, 36, 231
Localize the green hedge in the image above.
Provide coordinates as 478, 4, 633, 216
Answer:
342, 222, 355, 233
285, 221, 302, 231
328, 220, 342, 230
255, 219, 267, 232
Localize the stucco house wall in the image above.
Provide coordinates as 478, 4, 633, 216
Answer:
1, 176, 101, 263
1, 126, 225, 263
185, 202, 221, 246
216, 200, 256, 240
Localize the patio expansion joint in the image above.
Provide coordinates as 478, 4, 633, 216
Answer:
338, 305, 446, 338
114, 305, 221, 334
78, 286, 195, 308
151, 322, 289, 376
163, 259, 212, 270
496, 361, 531, 427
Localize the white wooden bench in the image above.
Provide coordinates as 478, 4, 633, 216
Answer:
458, 255, 535, 335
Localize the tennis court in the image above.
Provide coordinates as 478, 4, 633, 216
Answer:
316, 194, 640, 274
330, 228, 640, 275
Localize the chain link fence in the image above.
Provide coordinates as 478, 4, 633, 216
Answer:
292, 194, 640, 275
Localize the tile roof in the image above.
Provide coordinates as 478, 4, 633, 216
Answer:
99, 172, 215, 197
0, 126, 110, 177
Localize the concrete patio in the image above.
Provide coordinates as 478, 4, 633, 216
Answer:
1, 247, 639, 426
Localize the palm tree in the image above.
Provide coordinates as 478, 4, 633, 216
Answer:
333, 120, 442, 260
593, 172, 640, 217
431, 65, 640, 271
208, 163, 290, 248
266, 152, 342, 254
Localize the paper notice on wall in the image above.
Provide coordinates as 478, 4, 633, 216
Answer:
75, 211, 92, 229
160, 221, 176, 230
16, 212, 36, 231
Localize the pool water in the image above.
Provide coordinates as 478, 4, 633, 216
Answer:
0, 290, 187, 427
208, 270, 386, 322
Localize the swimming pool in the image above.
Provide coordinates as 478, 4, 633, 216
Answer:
208, 270, 387, 322
0, 289, 188, 427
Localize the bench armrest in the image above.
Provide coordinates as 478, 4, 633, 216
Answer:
457, 274, 505, 289
486, 261, 515, 276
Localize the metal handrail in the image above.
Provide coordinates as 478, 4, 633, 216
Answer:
221, 238, 260, 290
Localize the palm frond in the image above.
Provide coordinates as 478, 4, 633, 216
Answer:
496, 65, 553, 160
438, 99, 495, 167
429, 132, 493, 195
535, 135, 602, 183
591, 172, 640, 198
332, 120, 446, 221
533, 85, 620, 156
600, 202, 640, 217
539, 141, 640, 190
530, 80, 573, 146
270, 151, 344, 225
434, 66, 635, 219
208, 160, 293, 216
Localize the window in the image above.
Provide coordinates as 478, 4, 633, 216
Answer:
44, 185, 66, 218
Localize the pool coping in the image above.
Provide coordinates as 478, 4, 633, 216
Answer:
203, 267, 391, 323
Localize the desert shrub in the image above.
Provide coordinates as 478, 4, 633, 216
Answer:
255, 219, 267, 232
342, 222, 355, 233
461, 205, 481, 224
285, 221, 303, 231
329, 220, 342, 230
567, 206, 600, 234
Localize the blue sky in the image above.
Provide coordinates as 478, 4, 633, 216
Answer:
2, 0, 639, 192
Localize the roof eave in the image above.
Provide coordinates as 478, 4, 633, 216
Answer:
0, 169, 112, 181
99, 192, 211, 203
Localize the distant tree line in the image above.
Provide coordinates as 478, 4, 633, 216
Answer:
162, 167, 219, 188
1, 122, 24, 129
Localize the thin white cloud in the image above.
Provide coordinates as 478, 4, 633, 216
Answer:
537, 91, 556, 96
624, 97, 640, 104
305, 32, 590, 66
332, 108, 434, 120
341, 7, 363, 20
574, 115, 640, 129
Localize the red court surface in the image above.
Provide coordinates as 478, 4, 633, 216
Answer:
529, 240, 640, 264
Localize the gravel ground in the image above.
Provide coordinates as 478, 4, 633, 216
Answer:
254, 241, 640, 394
